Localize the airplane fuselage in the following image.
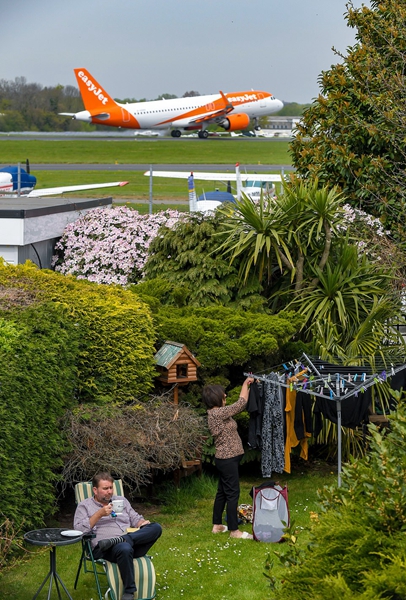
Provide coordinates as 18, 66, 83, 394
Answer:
64, 68, 284, 137
74, 92, 280, 129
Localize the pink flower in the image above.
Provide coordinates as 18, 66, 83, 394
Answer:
52, 206, 183, 285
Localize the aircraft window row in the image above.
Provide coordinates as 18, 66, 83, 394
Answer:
134, 107, 200, 115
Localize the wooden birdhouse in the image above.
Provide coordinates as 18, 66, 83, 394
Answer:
154, 341, 201, 404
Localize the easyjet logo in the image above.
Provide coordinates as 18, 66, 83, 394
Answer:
77, 70, 109, 105
228, 93, 258, 103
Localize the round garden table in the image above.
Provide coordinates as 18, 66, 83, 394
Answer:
24, 527, 83, 600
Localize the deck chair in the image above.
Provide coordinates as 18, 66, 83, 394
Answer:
74, 479, 156, 600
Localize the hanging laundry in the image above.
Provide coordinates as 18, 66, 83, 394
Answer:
246, 381, 264, 449
314, 388, 372, 436
284, 371, 312, 474
261, 373, 285, 477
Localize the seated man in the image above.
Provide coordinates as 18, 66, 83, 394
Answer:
74, 471, 162, 600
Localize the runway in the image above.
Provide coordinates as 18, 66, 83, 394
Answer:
27, 163, 294, 172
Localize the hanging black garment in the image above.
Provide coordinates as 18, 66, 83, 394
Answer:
247, 382, 264, 449
293, 390, 313, 440
261, 373, 285, 477
314, 388, 372, 438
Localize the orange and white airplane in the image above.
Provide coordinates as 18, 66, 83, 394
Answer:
60, 68, 283, 138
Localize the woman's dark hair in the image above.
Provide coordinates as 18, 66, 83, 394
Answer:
202, 384, 225, 409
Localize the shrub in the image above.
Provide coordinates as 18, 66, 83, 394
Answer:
52, 206, 182, 285
271, 402, 406, 599
143, 211, 266, 309
145, 304, 304, 392
0, 261, 157, 538
61, 398, 208, 493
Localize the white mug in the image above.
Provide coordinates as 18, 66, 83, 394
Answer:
111, 499, 124, 514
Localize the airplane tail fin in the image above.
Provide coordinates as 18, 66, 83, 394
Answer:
74, 68, 118, 113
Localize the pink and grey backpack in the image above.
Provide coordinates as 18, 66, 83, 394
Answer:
251, 481, 289, 542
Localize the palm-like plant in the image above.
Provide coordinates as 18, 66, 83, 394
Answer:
289, 243, 393, 330
216, 178, 345, 296
216, 192, 294, 287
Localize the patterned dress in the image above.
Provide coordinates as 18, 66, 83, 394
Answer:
261, 373, 285, 476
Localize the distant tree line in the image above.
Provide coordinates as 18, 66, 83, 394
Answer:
0, 76, 304, 132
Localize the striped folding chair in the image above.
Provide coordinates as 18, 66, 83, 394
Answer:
73, 480, 156, 600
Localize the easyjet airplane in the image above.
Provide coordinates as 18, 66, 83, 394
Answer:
60, 68, 283, 138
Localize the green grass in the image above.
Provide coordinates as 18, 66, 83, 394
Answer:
0, 139, 292, 201
0, 139, 291, 165
32, 170, 205, 202
0, 465, 336, 600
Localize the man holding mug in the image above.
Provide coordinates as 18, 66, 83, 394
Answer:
74, 472, 162, 600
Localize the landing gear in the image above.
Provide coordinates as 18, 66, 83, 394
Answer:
171, 129, 182, 138
198, 130, 209, 139
253, 117, 261, 131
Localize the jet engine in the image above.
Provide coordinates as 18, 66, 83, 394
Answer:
220, 113, 250, 131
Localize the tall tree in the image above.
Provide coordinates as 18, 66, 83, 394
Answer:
290, 0, 406, 238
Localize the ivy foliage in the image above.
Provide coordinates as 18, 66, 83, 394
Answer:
272, 403, 406, 599
290, 0, 406, 238
0, 261, 157, 531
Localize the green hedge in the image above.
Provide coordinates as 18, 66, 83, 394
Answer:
136, 301, 304, 391
0, 261, 157, 531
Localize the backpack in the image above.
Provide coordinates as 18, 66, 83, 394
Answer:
251, 481, 289, 542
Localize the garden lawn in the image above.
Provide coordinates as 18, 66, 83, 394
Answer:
1, 465, 336, 600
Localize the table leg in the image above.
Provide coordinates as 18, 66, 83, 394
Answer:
32, 547, 75, 600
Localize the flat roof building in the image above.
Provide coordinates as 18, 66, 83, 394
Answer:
0, 196, 112, 269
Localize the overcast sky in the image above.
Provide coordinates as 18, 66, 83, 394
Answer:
2, 0, 367, 104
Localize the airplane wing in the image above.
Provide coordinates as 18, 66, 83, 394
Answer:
26, 181, 129, 198
143, 171, 282, 183
189, 91, 234, 125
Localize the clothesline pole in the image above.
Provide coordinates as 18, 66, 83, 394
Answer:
337, 399, 342, 487
244, 360, 406, 490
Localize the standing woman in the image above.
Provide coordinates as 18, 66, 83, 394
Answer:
202, 377, 254, 539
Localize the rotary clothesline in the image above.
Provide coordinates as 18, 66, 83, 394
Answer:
244, 353, 406, 486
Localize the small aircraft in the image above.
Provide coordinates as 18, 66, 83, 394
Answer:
60, 68, 283, 138
145, 163, 283, 210
0, 161, 129, 197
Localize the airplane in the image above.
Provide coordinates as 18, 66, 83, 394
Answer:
144, 163, 283, 209
59, 68, 284, 138
0, 162, 129, 197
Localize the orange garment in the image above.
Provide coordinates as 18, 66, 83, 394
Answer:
284, 372, 312, 474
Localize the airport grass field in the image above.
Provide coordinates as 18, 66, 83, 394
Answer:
0, 138, 292, 204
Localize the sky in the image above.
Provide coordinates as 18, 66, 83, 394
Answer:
2, 0, 368, 105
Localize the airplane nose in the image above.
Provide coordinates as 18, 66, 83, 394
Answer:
276, 98, 284, 111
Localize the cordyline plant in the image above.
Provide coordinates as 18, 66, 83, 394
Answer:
52, 206, 182, 285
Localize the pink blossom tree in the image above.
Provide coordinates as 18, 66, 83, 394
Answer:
52, 206, 182, 285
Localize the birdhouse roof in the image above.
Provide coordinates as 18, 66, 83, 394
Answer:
154, 341, 200, 369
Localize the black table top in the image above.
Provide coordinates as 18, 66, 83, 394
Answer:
24, 528, 83, 547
